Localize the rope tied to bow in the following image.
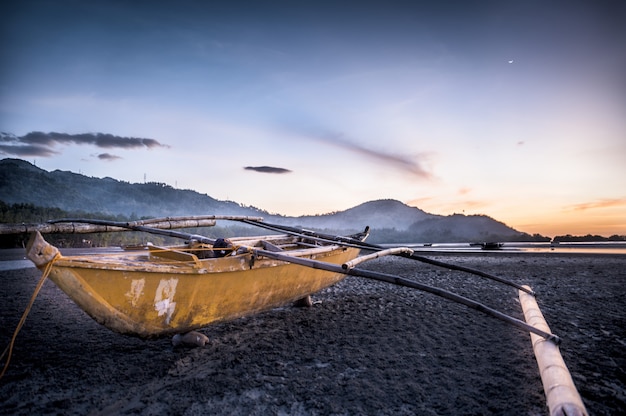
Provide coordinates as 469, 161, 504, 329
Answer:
0, 252, 61, 381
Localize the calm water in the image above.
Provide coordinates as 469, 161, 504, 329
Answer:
402, 241, 626, 255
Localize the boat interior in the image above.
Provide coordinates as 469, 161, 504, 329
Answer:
138, 233, 339, 266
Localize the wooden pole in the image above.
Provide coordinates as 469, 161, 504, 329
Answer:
342, 247, 414, 269
519, 285, 588, 416
0, 215, 265, 235
0, 219, 217, 235
254, 248, 560, 342
240, 219, 535, 295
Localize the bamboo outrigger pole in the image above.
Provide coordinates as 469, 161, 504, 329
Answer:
0, 215, 262, 235
519, 286, 587, 416
254, 248, 560, 343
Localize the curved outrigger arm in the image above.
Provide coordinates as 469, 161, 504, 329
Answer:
251, 247, 561, 345
239, 219, 536, 296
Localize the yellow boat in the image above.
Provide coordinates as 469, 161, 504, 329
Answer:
11, 216, 587, 415
26, 226, 367, 338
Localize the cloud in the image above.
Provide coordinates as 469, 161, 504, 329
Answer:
244, 166, 292, 174
301, 129, 433, 179
406, 197, 435, 207
21, 131, 168, 149
0, 143, 59, 157
566, 198, 626, 211
0, 131, 169, 157
98, 153, 123, 161
331, 133, 432, 179
407, 194, 489, 215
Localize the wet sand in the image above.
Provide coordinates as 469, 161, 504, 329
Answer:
0, 252, 624, 415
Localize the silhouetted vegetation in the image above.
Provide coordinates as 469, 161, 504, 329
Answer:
553, 234, 626, 243
0, 158, 258, 218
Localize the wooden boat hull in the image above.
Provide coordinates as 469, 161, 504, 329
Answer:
27, 233, 360, 338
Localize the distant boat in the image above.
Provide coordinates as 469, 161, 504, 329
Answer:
470, 242, 503, 250
481, 242, 504, 250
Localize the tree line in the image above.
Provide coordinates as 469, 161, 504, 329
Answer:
553, 234, 625, 242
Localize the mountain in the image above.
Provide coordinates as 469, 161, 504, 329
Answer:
278, 199, 435, 231
0, 158, 538, 242
0, 158, 255, 217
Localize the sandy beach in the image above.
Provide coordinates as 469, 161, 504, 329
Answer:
0, 252, 624, 415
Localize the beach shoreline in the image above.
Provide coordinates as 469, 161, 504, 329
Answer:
1, 252, 624, 415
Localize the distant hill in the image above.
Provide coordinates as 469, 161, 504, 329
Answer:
0, 158, 542, 242
0, 158, 255, 218
279, 199, 434, 230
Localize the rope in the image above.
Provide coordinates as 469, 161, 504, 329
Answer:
0, 252, 61, 381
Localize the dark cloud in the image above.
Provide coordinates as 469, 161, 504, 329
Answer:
244, 166, 292, 174
0, 131, 168, 158
21, 132, 168, 149
98, 153, 122, 161
0, 143, 59, 157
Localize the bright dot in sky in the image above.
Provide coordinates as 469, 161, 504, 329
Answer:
508, 60, 514, 64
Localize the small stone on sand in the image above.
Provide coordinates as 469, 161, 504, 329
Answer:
172, 331, 209, 348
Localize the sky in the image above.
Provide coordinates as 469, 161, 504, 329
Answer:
1, 0, 625, 237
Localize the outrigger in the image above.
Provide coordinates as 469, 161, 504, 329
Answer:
0, 215, 587, 415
